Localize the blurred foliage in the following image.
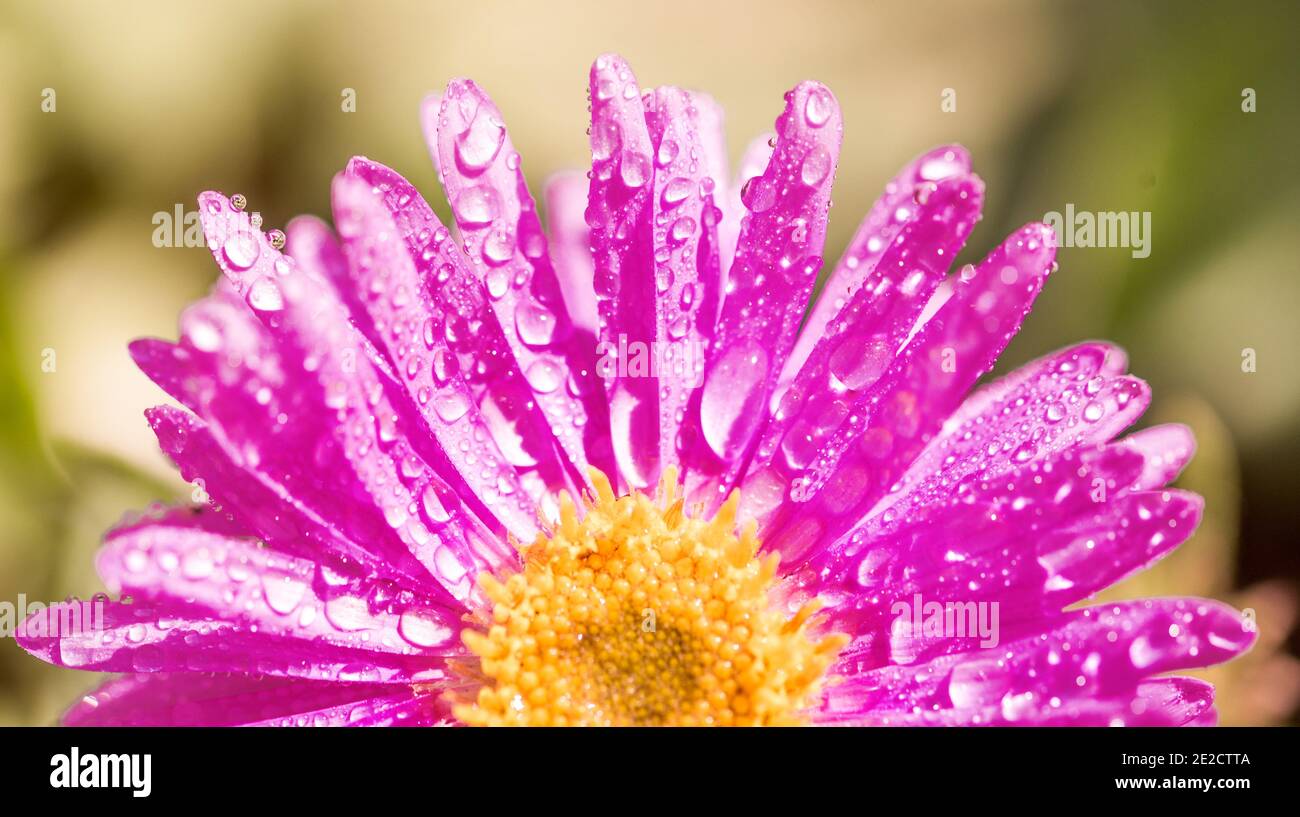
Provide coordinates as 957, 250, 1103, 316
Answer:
0, 0, 1295, 724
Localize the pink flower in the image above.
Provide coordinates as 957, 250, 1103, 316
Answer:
19, 54, 1254, 726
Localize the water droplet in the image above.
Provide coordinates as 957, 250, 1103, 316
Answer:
453, 186, 497, 227
223, 233, 260, 270
262, 574, 306, 615
803, 87, 834, 127
515, 300, 557, 346
230, 193, 247, 212
656, 138, 679, 168
525, 359, 562, 393
740, 176, 776, 213
248, 278, 284, 311
829, 335, 892, 391
482, 227, 516, 265
670, 216, 696, 243
455, 109, 505, 173
800, 146, 832, 186
434, 392, 470, 423
620, 152, 651, 189
700, 341, 769, 460
398, 609, 453, 648
661, 177, 692, 208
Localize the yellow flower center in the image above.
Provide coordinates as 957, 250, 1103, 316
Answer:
452, 468, 847, 726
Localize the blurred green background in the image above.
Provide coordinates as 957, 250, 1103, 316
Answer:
0, 0, 1296, 725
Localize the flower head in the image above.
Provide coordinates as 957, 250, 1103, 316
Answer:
18, 54, 1254, 726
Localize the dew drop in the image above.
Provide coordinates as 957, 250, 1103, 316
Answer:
455, 110, 506, 172
248, 278, 284, 312
525, 359, 563, 393
800, 146, 832, 186
453, 186, 497, 227
223, 233, 260, 271
803, 87, 834, 127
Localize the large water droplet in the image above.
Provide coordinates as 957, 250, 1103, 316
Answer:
453, 186, 497, 227
262, 573, 307, 615
455, 110, 506, 173
620, 152, 651, 189
700, 340, 769, 460
434, 392, 470, 423
398, 608, 453, 648
800, 146, 832, 186
740, 176, 776, 213
829, 335, 892, 392
248, 278, 284, 312
656, 138, 679, 168
661, 177, 692, 209
515, 300, 557, 346
482, 227, 516, 265
223, 233, 260, 270
525, 359, 563, 393
803, 87, 834, 127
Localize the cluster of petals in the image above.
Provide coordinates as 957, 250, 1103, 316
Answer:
17, 54, 1253, 726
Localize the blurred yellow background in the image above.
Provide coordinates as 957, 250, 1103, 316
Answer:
0, 0, 1296, 725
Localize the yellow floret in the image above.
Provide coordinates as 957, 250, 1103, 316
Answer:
452, 467, 847, 726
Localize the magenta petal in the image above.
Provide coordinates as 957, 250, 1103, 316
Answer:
815, 482, 1204, 669
144, 405, 455, 599
543, 170, 599, 337
63, 673, 429, 727
819, 676, 1214, 726
333, 693, 454, 727
335, 162, 583, 515
585, 54, 663, 489
785, 145, 973, 384
718, 134, 774, 285
794, 442, 1147, 598
743, 170, 985, 523
821, 598, 1253, 724
95, 510, 463, 654
763, 223, 1057, 564
433, 79, 616, 488
196, 192, 516, 592
678, 80, 843, 510
881, 342, 1151, 520
419, 93, 444, 180
1118, 423, 1197, 490
15, 599, 452, 684
643, 86, 725, 472
328, 171, 553, 542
